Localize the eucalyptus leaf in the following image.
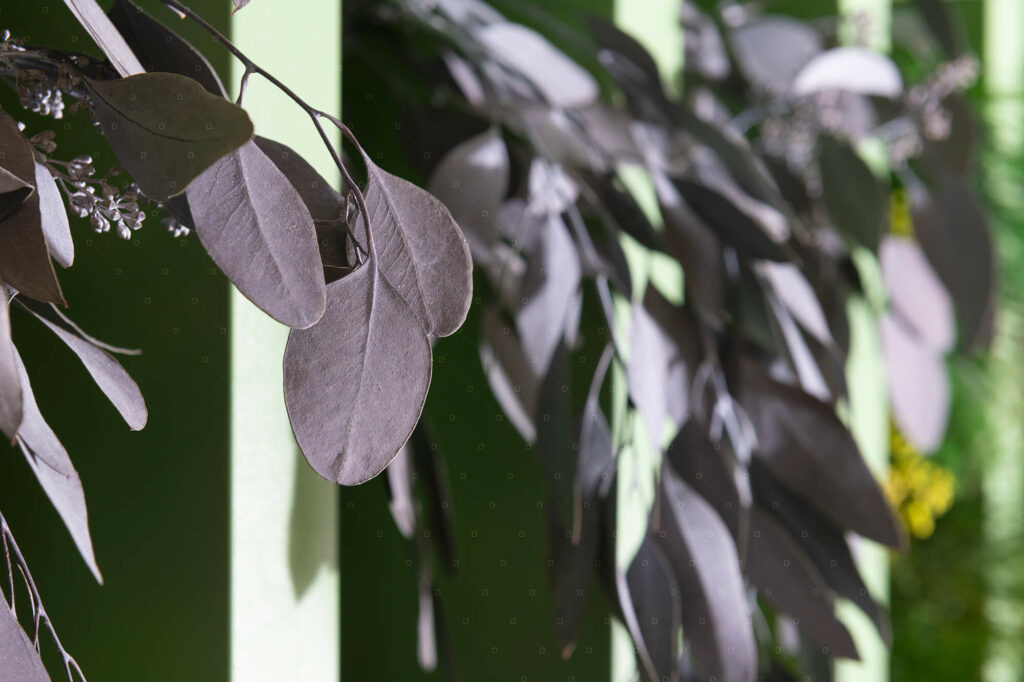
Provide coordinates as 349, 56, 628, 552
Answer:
386, 444, 416, 539
479, 306, 538, 443
627, 296, 674, 451
659, 468, 756, 682
0, 108, 63, 304
792, 47, 902, 98
666, 421, 740, 537
673, 179, 788, 261
85, 73, 254, 201
729, 16, 822, 95
881, 314, 950, 454
254, 136, 345, 223
34, 163, 73, 269
758, 261, 832, 345
188, 141, 326, 329
0, 595, 50, 682
358, 152, 473, 338
818, 134, 885, 252
62, 0, 144, 76
13, 353, 102, 582
880, 235, 955, 353
736, 355, 903, 547
623, 537, 681, 682
745, 509, 859, 659
284, 262, 432, 486
26, 306, 147, 431
0, 167, 32, 222
0, 282, 21, 441
108, 0, 227, 97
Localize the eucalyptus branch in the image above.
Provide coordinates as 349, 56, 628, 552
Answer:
0, 509, 85, 682
159, 0, 377, 259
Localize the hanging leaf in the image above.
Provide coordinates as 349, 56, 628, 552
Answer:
911, 175, 997, 351
476, 22, 599, 108
817, 134, 885, 252
0, 595, 51, 682
0, 167, 32, 222
386, 444, 416, 539
34, 163, 73, 269
62, 0, 144, 76
428, 129, 509, 252
665, 421, 741, 537
357, 152, 473, 338
881, 314, 950, 454
188, 141, 326, 329
13, 353, 102, 582
0, 108, 63, 305
516, 215, 581, 378
659, 468, 757, 682
673, 179, 789, 261
107, 0, 227, 97
18, 299, 140, 356
745, 509, 859, 659
736, 355, 902, 547
621, 536, 681, 682
479, 306, 538, 443
729, 16, 822, 95
284, 261, 432, 486
627, 296, 674, 451
758, 261, 832, 345
1, 282, 21, 441
750, 460, 890, 642
792, 47, 903, 98
24, 304, 147, 431
85, 73, 254, 201
880, 235, 955, 353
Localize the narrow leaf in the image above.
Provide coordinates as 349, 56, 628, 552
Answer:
34, 163, 73, 269
85, 73, 254, 201
479, 306, 538, 443
880, 235, 955, 353
359, 152, 473, 338
666, 421, 741, 537
818, 134, 885, 252
284, 263, 432, 486
881, 314, 950, 454
622, 537, 681, 682
188, 141, 326, 329
0, 282, 21, 440
758, 261, 832, 345
13, 353, 102, 582
673, 179, 789, 261
62, 0, 145, 76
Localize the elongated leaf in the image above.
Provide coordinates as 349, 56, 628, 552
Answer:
736, 355, 902, 547
0, 167, 32, 222
622, 537, 681, 682
881, 314, 950, 454
793, 47, 902, 97
19, 299, 140, 356
0, 108, 63, 304
13, 353, 101, 582
85, 73, 254, 200
0, 596, 50, 682
34, 163, 73, 269
428, 130, 509, 251
627, 297, 673, 450
659, 469, 756, 682
284, 262, 432, 486
387, 444, 416, 539
666, 421, 740, 536
254, 136, 344, 223
745, 509, 858, 659
818, 135, 885, 252
516, 215, 581, 377
911, 176, 996, 351
0, 282, 20, 440
62, 0, 144, 76
476, 22, 598, 108
479, 306, 538, 443
188, 141, 326, 329
108, 0, 227, 97
27, 306, 147, 431
759, 261, 832, 345
730, 17, 822, 95
673, 179, 788, 261
359, 152, 473, 338
750, 460, 889, 642
880, 235, 954, 353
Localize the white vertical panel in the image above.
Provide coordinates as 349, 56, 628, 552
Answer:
229, 3, 340, 680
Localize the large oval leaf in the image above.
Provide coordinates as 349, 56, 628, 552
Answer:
13, 353, 102, 582
85, 73, 253, 200
792, 47, 902, 98
34, 162, 73, 269
284, 263, 432, 485
0, 596, 50, 682
359, 152, 473, 338
0, 108, 63, 304
729, 16, 822, 95
188, 141, 326, 329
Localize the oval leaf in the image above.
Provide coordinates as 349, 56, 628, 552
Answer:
880, 235, 955, 353
0, 597, 50, 682
34, 162, 73, 268
881, 314, 950, 454
730, 16, 822, 95
188, 141, 327, 329
85, 73, 254, 200
793, 47, 902, 98
818, 134, 885, 252
359, 152, 473, 338
284, 263, 432, 486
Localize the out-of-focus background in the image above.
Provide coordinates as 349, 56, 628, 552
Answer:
1, 0, 1022, 680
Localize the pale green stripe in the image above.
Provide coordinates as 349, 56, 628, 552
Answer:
229, 3, 340, 680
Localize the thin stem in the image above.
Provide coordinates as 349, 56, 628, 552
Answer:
160, 0, 376, 260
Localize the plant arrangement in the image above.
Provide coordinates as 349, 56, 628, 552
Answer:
0, 0, 993, 680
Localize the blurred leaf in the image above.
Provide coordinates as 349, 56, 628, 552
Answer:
621, 536, 681, 682
818, 134, 885, 252
729, 16, 822, 95
673, 179, 788, 261
881, 313, 950, 453
880, 235, 955, 353
793, 47, 902, 97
